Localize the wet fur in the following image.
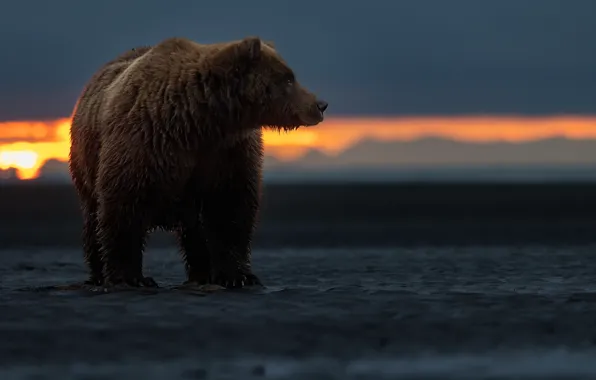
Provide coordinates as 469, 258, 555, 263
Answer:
69, 37, 327, 288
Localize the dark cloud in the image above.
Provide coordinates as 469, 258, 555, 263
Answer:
0, 0, 594, 121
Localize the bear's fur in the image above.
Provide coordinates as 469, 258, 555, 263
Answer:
69, 37, 328, 288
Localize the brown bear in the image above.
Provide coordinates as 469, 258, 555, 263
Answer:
69, 36, 328, 289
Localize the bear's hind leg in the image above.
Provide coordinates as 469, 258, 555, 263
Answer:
81, 198, 103, 286
97, 199, 157, 288
175, 220, 211, 285
202, 181, 262, 288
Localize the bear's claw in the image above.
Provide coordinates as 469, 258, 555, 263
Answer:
212, 271, 262, 289
84, 276, 104, 287
104, 276, 159, 288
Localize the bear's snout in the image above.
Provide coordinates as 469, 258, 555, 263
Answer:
316, 100, 329, 113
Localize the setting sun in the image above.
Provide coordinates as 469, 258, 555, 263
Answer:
0, 150, 39, 179
0, 116, 595, 180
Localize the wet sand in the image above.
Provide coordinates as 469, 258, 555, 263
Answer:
1, 182, 596, 379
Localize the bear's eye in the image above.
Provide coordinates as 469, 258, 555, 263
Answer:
284, 77, 295, 91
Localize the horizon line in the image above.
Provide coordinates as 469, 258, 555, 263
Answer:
2, 113, 596, 124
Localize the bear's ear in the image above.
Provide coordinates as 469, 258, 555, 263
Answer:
236, 37, 262, 62
210, 37, 262, 74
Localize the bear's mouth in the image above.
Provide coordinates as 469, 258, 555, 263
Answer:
263, 111, 324, 131
302, 110, 325, 127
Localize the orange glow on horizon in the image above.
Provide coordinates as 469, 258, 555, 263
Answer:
0, 115, 595, 179
0, 119, 71, 179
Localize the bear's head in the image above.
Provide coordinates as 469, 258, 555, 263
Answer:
206, 37, 328, 131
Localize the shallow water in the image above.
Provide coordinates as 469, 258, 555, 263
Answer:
2, 245, 596, 379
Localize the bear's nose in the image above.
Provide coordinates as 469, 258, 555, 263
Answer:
316, 100, 328, 113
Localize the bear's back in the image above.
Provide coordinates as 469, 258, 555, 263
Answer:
104, 38, 215, 96
81, 46, 153, 104
71, 46, 153, 132
95, 38, 224, 136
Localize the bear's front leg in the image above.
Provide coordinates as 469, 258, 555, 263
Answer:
202, 179, 262, 289
176, 219, 211, 285
96, 195, 157, 288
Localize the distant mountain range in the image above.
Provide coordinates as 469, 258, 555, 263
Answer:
263, 137, 596, 182
267, 137, 596, 169
3, 137, 596, 183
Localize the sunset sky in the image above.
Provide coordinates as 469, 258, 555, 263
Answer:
0, 1, 594, 179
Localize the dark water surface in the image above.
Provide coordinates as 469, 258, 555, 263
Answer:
3, 245, 596, 379
3, 182, 596, 248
